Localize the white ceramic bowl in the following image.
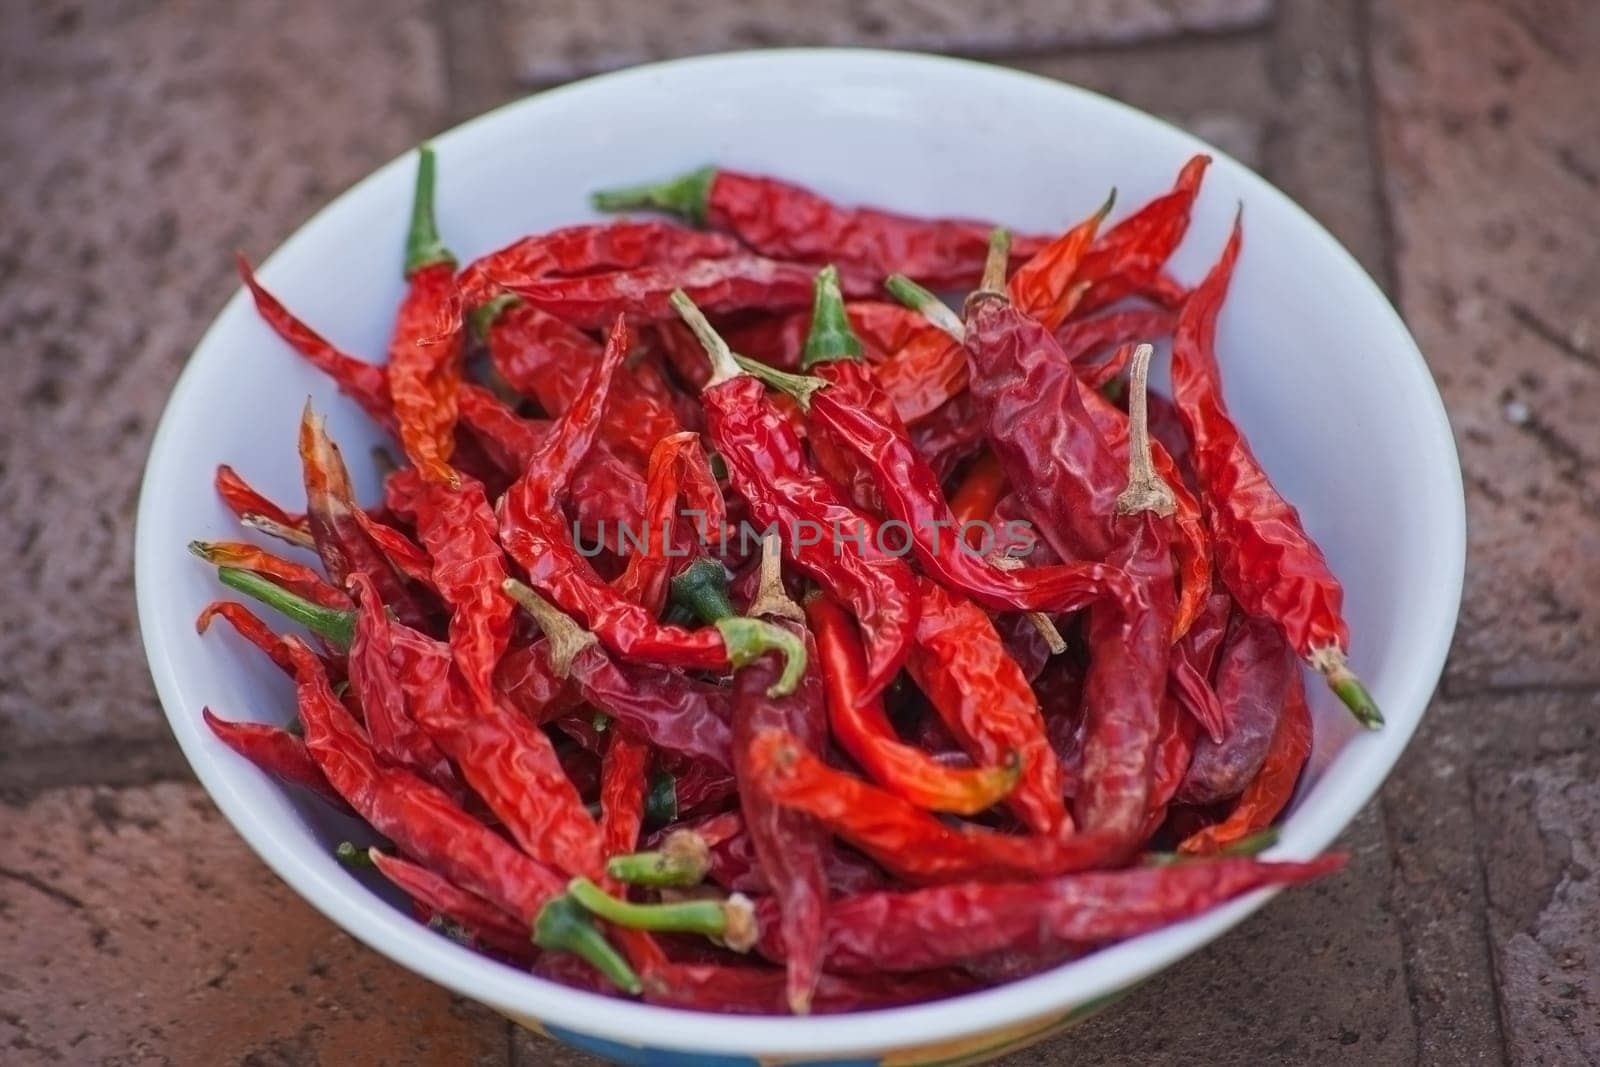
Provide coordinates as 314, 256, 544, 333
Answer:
136, 49, 1464, 1066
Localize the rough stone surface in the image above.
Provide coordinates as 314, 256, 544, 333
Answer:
1371, 0, 1600, 693
1475, 752, 1600, 1063
0, 783, 508, 1065
0, 0, 447, 753
501, 0, 1275, 86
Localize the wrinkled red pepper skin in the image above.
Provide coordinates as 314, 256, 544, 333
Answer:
387, 261, 463, 484
753, 853, 1342, 975
669, 810, 888, 896
202, 707, 349, 811
369, 850, 535, 964
1056, 308, 1176, 366
1168, 588, 1232, 741
1172, 221, 1354, 669
697, 169, 1047, 289
733, 634, 830, 1014
214, 464, 307, 532
285, 637, 562, 923
908, 579, 1069, 836
1073, 154, 1210, 315
1180, 674, 1313, 854
702, 374, 918, 698
1179, 611, 1297, 805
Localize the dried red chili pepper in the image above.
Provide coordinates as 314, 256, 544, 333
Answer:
907, 578, 1066, 835
200, 565, 356, 650
349, 508, 437, 589
1180, 674, 1313, 854
385, 469, 513, 709
1178, 611, 1297, 805
807, 591, 1017, 814
345, 573, 459, 791
599, 730, 653, 859
592, 165, 1046, 288
1073, 155, 1210, 316
636, 958, 974, 1014
1168, 587, 1232, 742
298, 405, 431, 630
1055, 308, 1175, 366
456, 219, 743, 309
498, 255, 828, 329
1068, 341, 1179, 845
748, 731, 1123, 884
214, 464, 310, 545
610, 432, 708, 613
236, 257, 394, 429
671, 290, 919, 699
752, 853, 1343, 975
188, 540, 349, 610
626, 812, 888, 896
367, 849, 535, 963
202, 707, 349, 811
1172, 218, 1380, 726
196, 600, 299, 677
503, 580, 745, 771
388, 147, 464, 485
1007, 190, 1117, 331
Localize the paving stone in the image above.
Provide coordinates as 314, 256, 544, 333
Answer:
0, 783, 509, 1065
1017, 806, 1415, 1065
1009, 36, 1270, 169
0, 0, 447, 754
501, 0, 1275, 87
1474, 751, 1600, 1063
1370, 0, 1600, 693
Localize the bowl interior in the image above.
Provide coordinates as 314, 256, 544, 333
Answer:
136, 48, 1463, 1059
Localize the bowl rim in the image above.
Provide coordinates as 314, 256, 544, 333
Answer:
136, 46, 1465, 1058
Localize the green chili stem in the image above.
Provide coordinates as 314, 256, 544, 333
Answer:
566, 878, 756, 952
884, 275, 965, 341
591, 165, 717, 228
501, 579, 598, 677
800, 265, 863, 369
200, 561, 356, 649
669, 556, 736, 624
605, 829, 711, 888
533, 895, 643, 994
1311, 646, 1384, 729
644, 770, 678, 827
335, 841, 375, 868
731, 353, 828, 411
669, 290, 744, 386
713, 616, 807, 698
404, 144, 455, 276
468, 293, 520, 342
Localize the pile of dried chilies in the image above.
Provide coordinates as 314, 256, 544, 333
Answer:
198, 147, 1376, 1015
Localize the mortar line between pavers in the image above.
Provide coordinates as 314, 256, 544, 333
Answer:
1463, 762, 1517, 1067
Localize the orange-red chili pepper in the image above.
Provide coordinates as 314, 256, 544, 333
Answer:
188, 540, 348, 609
807, 592, 1017, 815
367, 849, 534, 964
202, 706, 349, 811
1073, 155, 1210, 316
1172, 218, 1380, 726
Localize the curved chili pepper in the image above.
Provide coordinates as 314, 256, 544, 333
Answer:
949, 451, 1006, 548
1172, 218, 1380, 726
807, 591, 1017, 814
385, 469, 513, 710
349, 508, 436, 589
592, 165, 1046, 288
610, 432, 707, 613
1007, 189, 1117, 331
1180, 673, 1313, 854
201, 707, 349, 811
196, 600, 299, 676
752, 853, 1343, 975
387, 147, 463, 485
748, 730, 1126, 884
1178, 611, 1297, 805
1074, 155, 1210, 316
214, 464, 310, 543
671, 290, 919, 699
235, 257, 393, 429
1056, 308, 1175, 366
298, 405, 431, 630
367, 849, 534, 963
906, 578, 1066, 834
